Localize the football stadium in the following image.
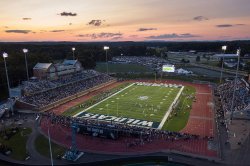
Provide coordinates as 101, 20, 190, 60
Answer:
9, 56, 214, 160
2, 0, 250, 165
1, 44, 250, 166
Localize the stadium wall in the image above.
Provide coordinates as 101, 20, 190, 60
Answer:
15, 100, 37, 110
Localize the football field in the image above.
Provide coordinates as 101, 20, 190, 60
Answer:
74, 82, 183, 128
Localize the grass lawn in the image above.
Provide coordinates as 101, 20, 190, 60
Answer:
62, 82, 131, 116
76, 83, 180, 123
35, 134, 66, 159
95, 62, 151, 73
200, 61, 219, 67
161, 86, 195, 131
0, 127, 32, 160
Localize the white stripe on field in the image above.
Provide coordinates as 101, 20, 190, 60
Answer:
157, 86, 184, 130
73, 83, 135, 117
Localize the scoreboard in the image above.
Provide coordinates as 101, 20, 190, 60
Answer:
162, 65, 175, 72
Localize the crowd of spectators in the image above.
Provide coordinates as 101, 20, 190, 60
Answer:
112, 56, 170, 71
42, 112, 206, 148
216, 78, 250, 113
19, 71, 114, 108
69, 84, 128, 113
21, 70, 99, 95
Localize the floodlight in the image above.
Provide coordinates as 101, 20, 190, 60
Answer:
23, 48, 28, 53
2, 52, 8, 58
104, 46, 109, 50
72, 47, 75, 51
236, 48, 241, 56
222, 45, 227, 51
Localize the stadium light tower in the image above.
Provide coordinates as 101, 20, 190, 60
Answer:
22, 48, 29, 81
2, 52, 10, 97
72, 47, 75, 60
104, 46, 110, 74
230, 48, 241, 122
120, 53, 123, 59
220, 45, 227, 83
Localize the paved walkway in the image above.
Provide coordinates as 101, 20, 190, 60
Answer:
0, 114, 64, 165
25, 119, 52, 165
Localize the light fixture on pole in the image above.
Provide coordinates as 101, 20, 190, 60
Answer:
104, 46, 110, 74
230, 48, 241, 122
220, 45, 227, 83
72, 47, 75, 60
23, 48, 29, 81
2, 52, 10, 98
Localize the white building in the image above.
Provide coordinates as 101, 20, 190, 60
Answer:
33, 60, 83, 80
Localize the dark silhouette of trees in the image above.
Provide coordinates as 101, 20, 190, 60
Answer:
196, 55, 201, 62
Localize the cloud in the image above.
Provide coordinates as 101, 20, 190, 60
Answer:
146, 33, 200, 39
40, 30, 47, 33
111, 36, 123, 40
88, 20, 105, 26
5, 30, 31, 34
137, 28, 157, 31
59, 12, 77, 16
235, 24, 245, 26
69, 23, 72, 25
76, 34, 86, 37
216, 24, 233, 28
3, 26, 9, 29
129, 35, 138, 38
22, 18, 32, 20
216, 24, 246, 28
76, 32, 122, 39
50, 30, 65, 32
193, 16, 208, 21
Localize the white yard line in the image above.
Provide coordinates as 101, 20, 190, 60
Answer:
157, 86, 184, 130
73, 83, 135, 117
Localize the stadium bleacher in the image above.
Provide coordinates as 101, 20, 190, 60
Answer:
112, 56, 169, 71
21, 70, 99, 95
19, 70, 114, 108
216, 78, 250, 113
42, 111, 203, 145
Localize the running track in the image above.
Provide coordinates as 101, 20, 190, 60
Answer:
42, 80, 217, 158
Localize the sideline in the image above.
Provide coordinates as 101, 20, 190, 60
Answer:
158, 86, 184, 129
73, 83, 135, 117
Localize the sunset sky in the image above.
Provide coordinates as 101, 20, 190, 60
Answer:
1, 0, 250, 42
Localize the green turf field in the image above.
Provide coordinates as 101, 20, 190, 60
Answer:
75, 83, 181, 127
63, 82, 130, 116
162, 86, 196, 131
95, 62, 151, 73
